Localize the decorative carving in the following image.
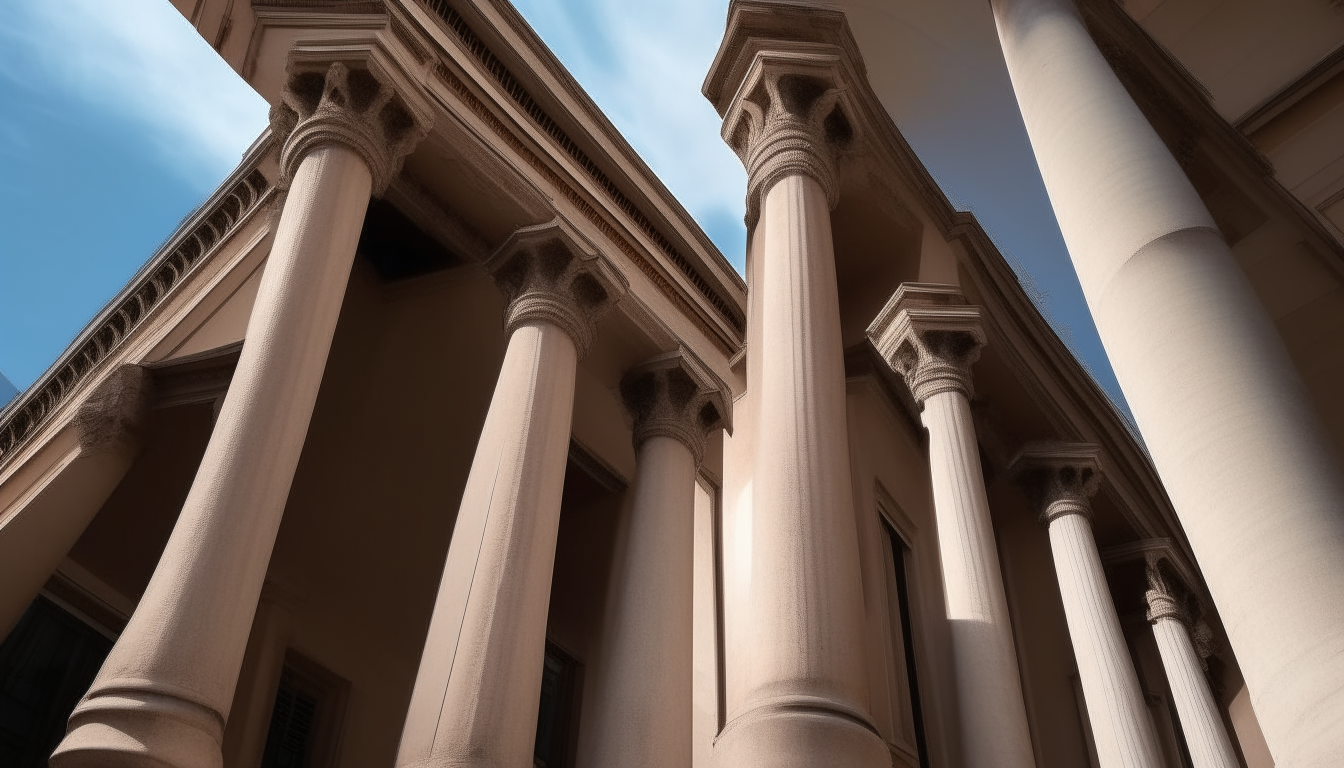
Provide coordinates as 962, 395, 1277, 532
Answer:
270, 55, 431, 195
620, 349, 731, 466
487, 220, 628, 358
1144, 555, 1192, 627
73, 365, 154, 454
867, 283, 986, 405
721, 49, 855, 223
419, 0, 745, 335
1010, 443, 1104, 525
0, 164, 270, 466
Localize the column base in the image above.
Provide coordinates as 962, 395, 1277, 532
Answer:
713, 696, 889, 768
51, 687, 224, 768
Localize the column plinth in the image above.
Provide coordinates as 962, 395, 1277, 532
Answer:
868, 283, 1037, 768
578, 350, 728, 768
52, 51, 430, 768
991, 0, 1344, 760
1013, 445, 1163, 768
396, 221, 625, 768
709, 41, 887, 768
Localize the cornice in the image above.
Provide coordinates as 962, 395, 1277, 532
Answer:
0, 137, 277, 469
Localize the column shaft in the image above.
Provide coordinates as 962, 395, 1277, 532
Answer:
922, 390, 1035, 768
1150, 617, 1239, 768
579, 435, 696, 768
53, 144, 373, 768
992, 0, 1344, 760
1048, 512, 1162, 768
716, 173, 886, 766
396, 321, 578, 768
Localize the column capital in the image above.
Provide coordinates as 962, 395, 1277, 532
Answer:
703, 4, 865, 224
488, 219, 628, 358
1144, 554, 1193, 627
620, 348, 730, 466
270, 41, 434, 195
74, 364, 155, 455
1010, 442, 1104, 526
867, 283, 986, 405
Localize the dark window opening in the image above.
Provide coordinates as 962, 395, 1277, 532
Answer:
0, 595, 114, 768
261, 652, 350, 768
885, 522, 931, 768
534, 641, 579, 768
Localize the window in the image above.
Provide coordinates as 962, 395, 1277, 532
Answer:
534, 641, 579, 768
260, 652, 349, 768
0, 595, 114, 768
882, 520, 930, 768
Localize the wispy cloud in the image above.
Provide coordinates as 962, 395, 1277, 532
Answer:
0, 0, 268, 190
511, 0, 747, 269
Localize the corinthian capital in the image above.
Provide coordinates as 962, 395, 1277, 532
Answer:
488, 220, 629, 358
1144, 554, 1193, 627
620, 349, 731, 466
270, 42, 434, 195
867, 283, 986, 405
1010, 443, 1104, 526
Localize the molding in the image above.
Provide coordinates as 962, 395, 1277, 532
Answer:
568, 437, 628, 494
144, 341, 243, 411
0, 140, 275, 468
1235, 42, 1344, 134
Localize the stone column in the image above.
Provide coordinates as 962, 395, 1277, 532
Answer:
991, 0, 1344, 761
867, 283, 1036, 768
1013, 444, 1163, 768
576, 350, 728, 768
52, 53, 430, 768
1144, 558, 1240, 768
396, 221, 625, 768
709, 46, 888, 768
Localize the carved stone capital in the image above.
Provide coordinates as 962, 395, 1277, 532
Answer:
1144, 554, 1192, 627
721, 50, 855, 224
620, 349, 731, 466
488, 220, 628, 358
74, 365, 154, 455
270, 42, 433, 195
1010, 443, 1104, 526
867, 283, 986, 405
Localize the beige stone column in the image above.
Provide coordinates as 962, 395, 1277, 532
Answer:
1014, 445, 1163, 768
396, 221, 625, 768
991, 0, 1344, 761
52, 54, 430, 768
0, 365, 153, 638
710, 47, 888, 768
867, 283, 1036, 768
576, 350, 728, 768
1144, 558, 1239, 768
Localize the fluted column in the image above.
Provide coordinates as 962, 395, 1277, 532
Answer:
1144, 558, 1239, 768
1013, 445, 1162, 768
991, 0, 1344, 761
577, 350, 728, 768
709, 45, 887, 768
868, 283, 1036, 768
52, 53, 430, 768
396, 221, 625, 768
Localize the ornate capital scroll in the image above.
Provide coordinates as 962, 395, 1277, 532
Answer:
867, 283, 986, 405
1010, 443, 1104, 526
1144, 553, 1193, 627
73, 365, 154, 455
620, 349, 731, 466
270, 41, 434, 195
488, 219, 629, 358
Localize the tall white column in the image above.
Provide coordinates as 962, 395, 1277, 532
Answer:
711, 47, 888, 768
991, 0, 1344, 761
396, 221, 625, 768
1144, 558, 1239, 768
868, 283, 1036, 768
52, 56, 429, 768
1014, 445, 1163, 768
577, 350, 728, 768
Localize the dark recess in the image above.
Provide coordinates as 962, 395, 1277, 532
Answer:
357, 198, 462, 281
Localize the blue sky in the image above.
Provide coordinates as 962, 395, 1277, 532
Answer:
0, 0, 1128, 418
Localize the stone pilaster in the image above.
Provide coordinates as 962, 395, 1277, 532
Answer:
53, 42, 431, 768
396, 221, 625, 768
578, 350, 727, 768
1014, 444, 1164, 768
868, 283, 1036, 768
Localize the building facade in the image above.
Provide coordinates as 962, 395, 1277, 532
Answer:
0, 1, 1340, 767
